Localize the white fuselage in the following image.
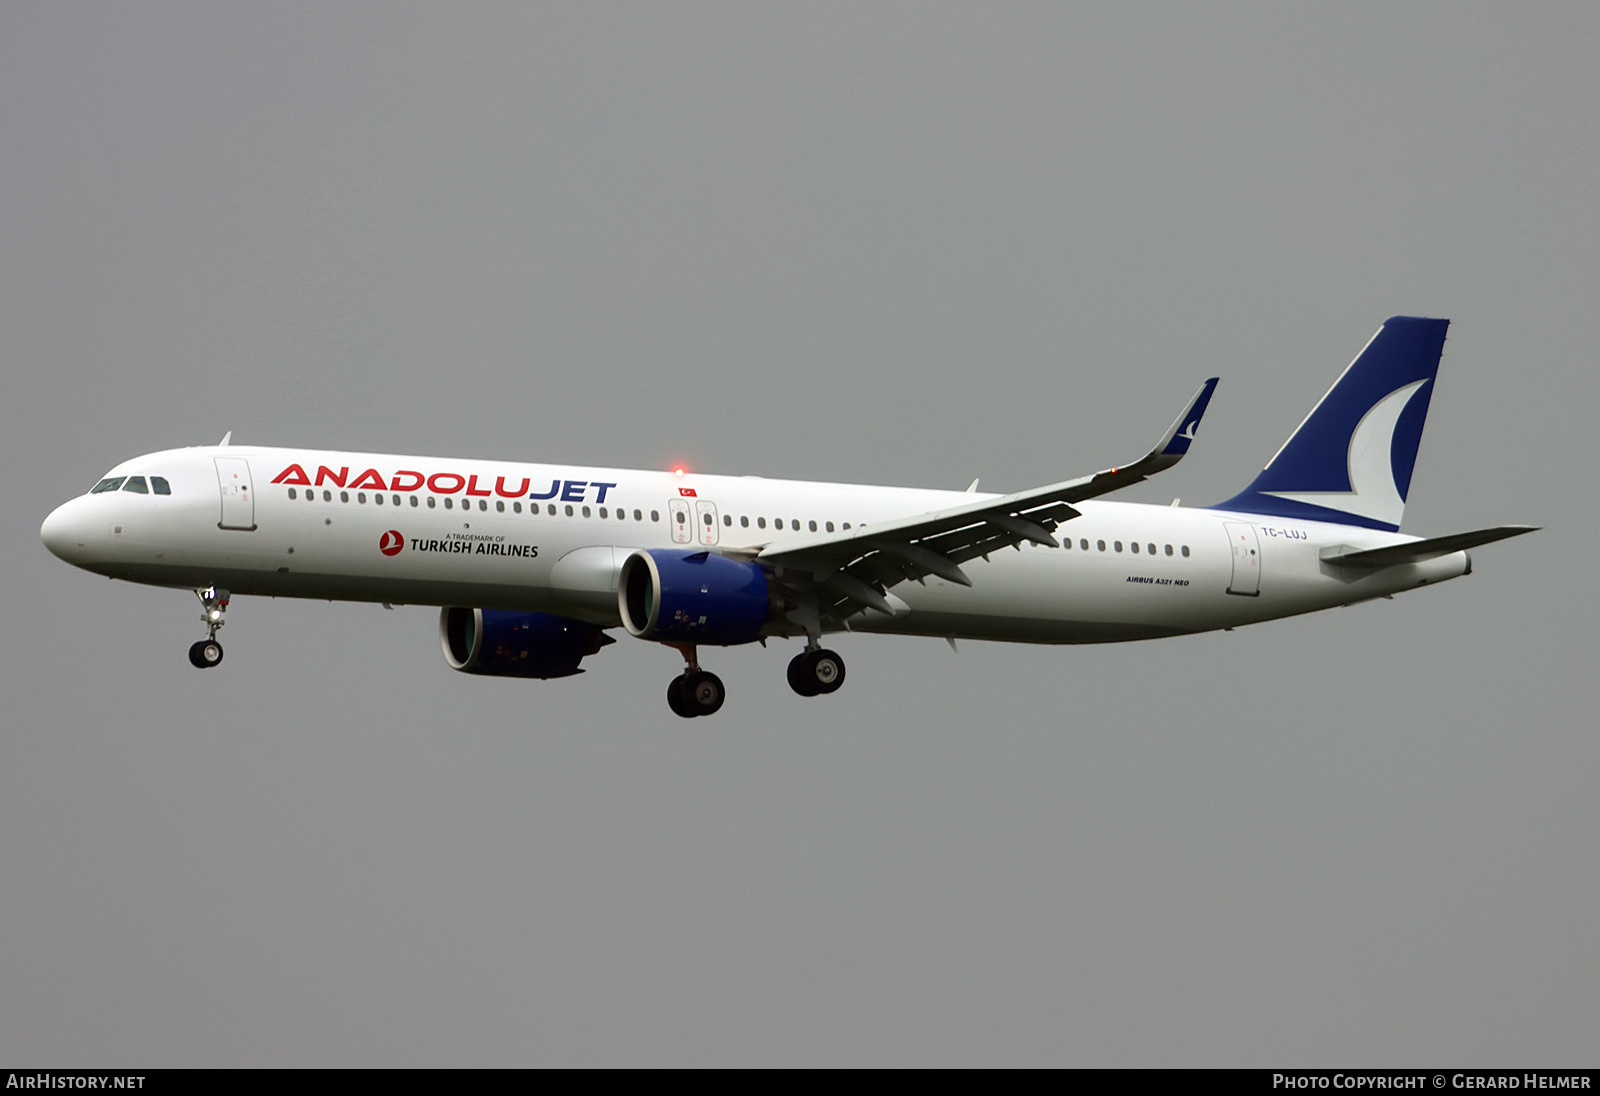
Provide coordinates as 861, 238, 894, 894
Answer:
41, 445, 1470, 645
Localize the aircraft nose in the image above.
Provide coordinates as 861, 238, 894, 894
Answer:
41, 498, 96, 564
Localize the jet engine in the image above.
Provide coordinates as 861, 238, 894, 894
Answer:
439, 608, 614, 678
618, 549, 776, 646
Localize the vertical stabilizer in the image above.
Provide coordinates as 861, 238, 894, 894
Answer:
1210, 316, 1448, 531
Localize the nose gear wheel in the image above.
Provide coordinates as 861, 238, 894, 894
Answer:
188, 586, 230, 669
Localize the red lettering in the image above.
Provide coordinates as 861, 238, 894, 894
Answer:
427, 472, 465, 494
349, 468, 389, 491
465, 474, 492, 497
271, 464, 311, 486
495, 475, 531, 498
314, 466, 349, 487
390, 470, 424, 492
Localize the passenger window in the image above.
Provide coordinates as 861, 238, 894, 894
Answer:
323, 490, 332, 502
91, 477, 126, 494
581, 505, 590, 518
566, 505, 574, 516
287, 487, 297, 500
1097, 540, 1106, 551
427, 496, 436, 509
757, 517, 767, 529
650, 510, 660, 522
1080, 539, 1088, 550
496, 500, 505, 513
1164, 544, 1173, 556
1131, 541, 1139, 554
724, 515, 732, 526
479, 500, 488, 512
1148, 543, 1156, 555
340, 491, 350, 503
634, 509, 643, 521
410, 496, 418, 508
842, 523, 851, 530
151, 477, 171, 495
393, 495, 401, 506
375, 493, 383, 505
1114, 541, 1122, 552
702, 513, 713, 526
1181, 545, 1191, 557
548, 504, 557, 516
826, 521, 834, 533
513, 501, 522, 514
809, 520, 817, 532
444, 498, 453, 509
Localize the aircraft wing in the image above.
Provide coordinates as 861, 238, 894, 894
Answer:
757, 377, 1219, 621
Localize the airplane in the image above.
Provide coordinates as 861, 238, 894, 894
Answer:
40, 316, 1535, 717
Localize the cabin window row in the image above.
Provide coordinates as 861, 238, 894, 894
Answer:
1065, 536, 1190, 557
724, 515, 850, 533
283, 486, 854, 534
287, 486, 666, 521
282, 488, 1186, 556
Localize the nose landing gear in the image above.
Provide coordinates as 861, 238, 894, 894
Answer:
188, 587, 229, 669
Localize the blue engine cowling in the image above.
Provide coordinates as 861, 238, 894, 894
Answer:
618, 549, 774, 646
439, 608, 614, 678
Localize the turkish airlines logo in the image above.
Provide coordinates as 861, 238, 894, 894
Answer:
678, 487, 697, 497
378, 530, 405, 556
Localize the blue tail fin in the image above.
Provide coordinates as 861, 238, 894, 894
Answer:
1210, 316, 1448, 532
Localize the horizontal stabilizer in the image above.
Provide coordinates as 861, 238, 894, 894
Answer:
1321, 525, 1538, 567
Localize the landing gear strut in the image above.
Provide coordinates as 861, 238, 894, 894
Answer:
787, 646, 845, 697
664, 644, 725, 718
188, 586, 229, 669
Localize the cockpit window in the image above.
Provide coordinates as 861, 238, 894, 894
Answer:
91, 477, 126, 494
122, 476, 149, 494
151, 477, 171, 495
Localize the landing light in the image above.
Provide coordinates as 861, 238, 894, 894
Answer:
673, 466, 687, 477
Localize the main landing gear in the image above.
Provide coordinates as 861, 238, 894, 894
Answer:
664, 645, 725, 719
187, 586, 229, 669
659, 641, 849, 717
787, 647, 846, 697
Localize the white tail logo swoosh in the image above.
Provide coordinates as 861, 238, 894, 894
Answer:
1264, 380, 1427, 527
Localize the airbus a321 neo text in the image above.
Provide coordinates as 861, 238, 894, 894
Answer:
42, 317, 1535, 717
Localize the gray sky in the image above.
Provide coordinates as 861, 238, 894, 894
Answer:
3, 1, 1595, 1066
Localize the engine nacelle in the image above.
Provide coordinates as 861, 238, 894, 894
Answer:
618, 549, 775, 646
439, 608, 614, 678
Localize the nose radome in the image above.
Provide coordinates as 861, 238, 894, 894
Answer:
41, 499, 94, 563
